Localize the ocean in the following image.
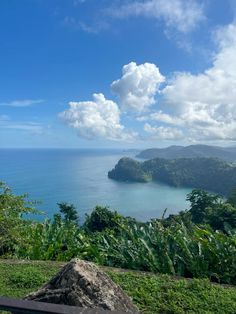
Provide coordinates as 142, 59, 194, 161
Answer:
0, 149, 192, 221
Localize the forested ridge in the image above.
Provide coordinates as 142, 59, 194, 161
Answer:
137, 144, 236, 161
108, 157, 236, 196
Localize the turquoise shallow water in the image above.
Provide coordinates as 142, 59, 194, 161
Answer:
0, 149, 192, 221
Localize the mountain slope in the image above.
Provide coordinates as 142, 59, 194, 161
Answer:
136, 145, 236, 161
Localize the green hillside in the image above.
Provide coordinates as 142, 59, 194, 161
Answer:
137, 145, 236, 161
108, 157, 236, 196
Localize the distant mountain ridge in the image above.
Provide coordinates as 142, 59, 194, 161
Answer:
136, 145, 236, 161
108, 157, 236, 196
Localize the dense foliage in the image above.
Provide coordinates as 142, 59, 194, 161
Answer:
1, 261, 236, 314
1, 182, 236, 284
0, 182, 37, 256
108, 156, 236, 196
108, 157, 150, 182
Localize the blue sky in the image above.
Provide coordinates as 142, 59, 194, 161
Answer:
0, 0, 236, 148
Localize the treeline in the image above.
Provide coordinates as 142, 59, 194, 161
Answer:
0, 182, 236, 284
108, 157, 236, 196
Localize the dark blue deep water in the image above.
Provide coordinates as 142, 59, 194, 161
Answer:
0, 149, 191, 221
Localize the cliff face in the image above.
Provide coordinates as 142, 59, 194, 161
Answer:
108, 157, 236, 196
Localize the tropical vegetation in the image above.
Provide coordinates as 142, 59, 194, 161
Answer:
0, 182, 236, 285
108, 156, 236, 196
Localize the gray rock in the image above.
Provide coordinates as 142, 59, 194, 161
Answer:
25, 259, 138, 313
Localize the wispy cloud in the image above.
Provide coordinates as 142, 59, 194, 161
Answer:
4, 122, 43, 134
62, 0, 205, 43
0, 99, 44, 107
107, 0, 206, 34
73, 0, 87, 5
63, 16, 108, 34
3, 122, 44, 134
0, 116, 45, 134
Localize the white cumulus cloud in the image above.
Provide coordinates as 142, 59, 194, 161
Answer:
59, 93, 137, 141
150, 23, 236, 142
111, 62, 165, 113
60, 22, 236, 144
144, 123, 184, 140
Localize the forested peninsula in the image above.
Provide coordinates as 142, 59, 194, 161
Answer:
108, 157, 236, 196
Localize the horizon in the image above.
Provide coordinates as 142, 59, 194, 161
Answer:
1, 143, 236, 150
1, 0, 236, 148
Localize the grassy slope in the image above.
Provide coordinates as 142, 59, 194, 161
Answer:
0, 260, 236, 314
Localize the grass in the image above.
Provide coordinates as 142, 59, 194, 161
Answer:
0, 261, 60, 298
109, 272, 236, 314
0, 260, 236, 314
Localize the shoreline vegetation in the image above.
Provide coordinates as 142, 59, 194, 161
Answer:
108, 156, 236, 196
1, 182, 236, 285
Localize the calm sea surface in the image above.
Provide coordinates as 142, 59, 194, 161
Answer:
0, 149, 192, 221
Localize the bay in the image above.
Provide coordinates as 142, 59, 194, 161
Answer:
0, 149, 192, 221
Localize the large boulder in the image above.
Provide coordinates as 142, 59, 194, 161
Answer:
25, 259, 138, 313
